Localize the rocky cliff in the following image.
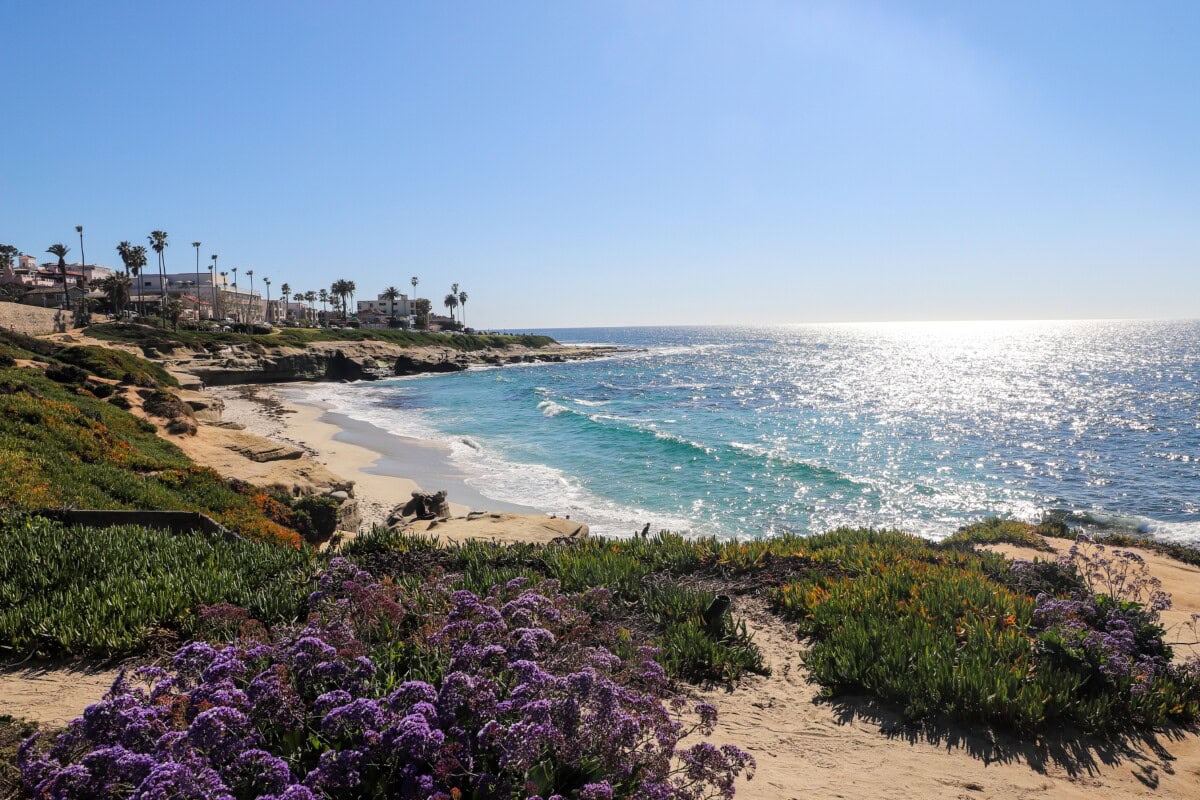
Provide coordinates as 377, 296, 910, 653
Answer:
142, 339, 621, 387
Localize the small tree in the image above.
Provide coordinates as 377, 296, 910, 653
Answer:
164, 298, 184, 330
99, 273, 132, 317
0, 244, 19, 271
413, 298, 431, 329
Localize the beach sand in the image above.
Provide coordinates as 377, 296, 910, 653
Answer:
195, 382, 581, 540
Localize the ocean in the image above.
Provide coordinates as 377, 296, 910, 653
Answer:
302, 320, 1200, 542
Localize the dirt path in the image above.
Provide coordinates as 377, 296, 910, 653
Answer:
0, 663, 121, 727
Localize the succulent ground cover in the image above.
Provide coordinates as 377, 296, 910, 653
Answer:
4, 521, 1200, 798
941, 517, 1064, 551
0, 515, 315, 658
17, 560, 755, 799
768, 529, 1200, 732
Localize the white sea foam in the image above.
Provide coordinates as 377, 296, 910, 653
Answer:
285, 382, 694, 538
537, 400, 569, 417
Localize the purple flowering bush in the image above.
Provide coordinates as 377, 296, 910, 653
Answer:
1032, 595, 1170, 690
1025, 536, 1200, 722
20, 559, 754, 799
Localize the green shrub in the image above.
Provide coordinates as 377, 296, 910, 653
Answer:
0, 514, 316, 657
44, 363, 88, 384
943, 517, 1057, 551
53, 345, 177, 388
0, 329, 57, 359
107, 394, 131, 409
768, 530, 1200, 733
291, 494, 342, 543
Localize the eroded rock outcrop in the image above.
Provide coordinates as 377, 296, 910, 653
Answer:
150, 341, 622, 386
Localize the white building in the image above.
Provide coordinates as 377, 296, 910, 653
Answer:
278, 301, 317, 323
357, 291, 410, 319
137, 272, 263, 321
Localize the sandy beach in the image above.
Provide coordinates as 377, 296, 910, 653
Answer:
193, 382, 590, 543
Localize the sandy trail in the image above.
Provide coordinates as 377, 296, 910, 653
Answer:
701, 539, 1200, 799
0, 663, 121, 728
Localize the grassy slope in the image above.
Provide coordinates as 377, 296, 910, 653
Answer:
0, 331, 302, 547
87, 322, 556, 352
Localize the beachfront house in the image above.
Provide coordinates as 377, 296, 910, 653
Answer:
357, 291, 411, 323
267, 300, 317, 324
139, 272, 265, 322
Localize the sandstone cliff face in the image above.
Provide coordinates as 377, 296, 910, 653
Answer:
145, 340, 619, 386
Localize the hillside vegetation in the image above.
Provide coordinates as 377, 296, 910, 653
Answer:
87, 322, 556, 352
0, 329, 303, 546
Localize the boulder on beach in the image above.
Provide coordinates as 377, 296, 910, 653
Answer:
390, 490, 451, 523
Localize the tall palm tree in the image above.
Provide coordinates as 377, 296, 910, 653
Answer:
192, 242, 202, 319
329, 282, 341, 318
411, 276, 419, 302
209, 255, 218, 319
76, 226, 85, 281
129, 245, 148, 315
46, 243, 71, 311
263, 277, 271, 324
443, 292, 459, 324
116, 241, 133, 276
319, 289, 329, 321
331, 280, 353, 320
230, 267, 239, 323
346, 280, 356, 317
246, 269, 256, 323
382, 286, 401, 320
115, 242, 134, 315
210, 255, 219, 321
280, 283, 291, 320
148, 231, 169, 323
458, 290, 468, 328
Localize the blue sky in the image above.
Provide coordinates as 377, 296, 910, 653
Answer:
2, 1, 1197, 327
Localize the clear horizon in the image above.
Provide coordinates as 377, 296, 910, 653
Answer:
2, 1, 1198, 328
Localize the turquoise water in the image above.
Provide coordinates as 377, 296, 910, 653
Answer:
307, 321, 1200, 541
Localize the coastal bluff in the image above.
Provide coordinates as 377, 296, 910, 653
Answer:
137, 338, 621, 385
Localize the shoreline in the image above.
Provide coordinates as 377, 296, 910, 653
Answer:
206, 382, 586, 541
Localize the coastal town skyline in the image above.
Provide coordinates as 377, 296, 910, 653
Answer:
3, 2, 1198, 327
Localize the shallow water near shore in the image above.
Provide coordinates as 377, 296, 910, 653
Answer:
296, 321, 1200, 542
